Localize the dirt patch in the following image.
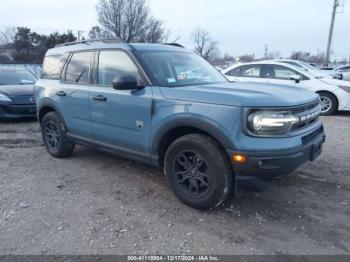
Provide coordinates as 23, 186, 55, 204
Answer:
0, 116, 349, 255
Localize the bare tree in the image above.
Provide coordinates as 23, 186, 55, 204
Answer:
0, 27, 16, 45
96, 0, 168, 43
190, 27, 218, 61
88, 26, 113, 39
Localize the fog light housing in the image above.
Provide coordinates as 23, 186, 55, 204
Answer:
232, 154, 247, 163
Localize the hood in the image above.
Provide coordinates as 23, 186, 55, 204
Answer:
0, 84, 35, 96
160, 82, 319, 107
311, 70, 333, 78
320, 78, 350, 87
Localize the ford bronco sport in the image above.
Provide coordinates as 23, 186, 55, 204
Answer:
35, 39, 325, 210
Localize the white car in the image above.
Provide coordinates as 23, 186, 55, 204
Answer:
275, 59, 342, 80
221, 61, 350, 115
335, 66, 350, 81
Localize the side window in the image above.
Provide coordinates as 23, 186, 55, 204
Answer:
341, 67, 350, 72
226, 67, 241, 77
41, 53, 69, 80
65, 52, 94, 84
240, 65, 261, 78
266, 65, 307, 80
97, 50, 143, 86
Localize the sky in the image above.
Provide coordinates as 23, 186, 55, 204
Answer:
0, 0, 349, 59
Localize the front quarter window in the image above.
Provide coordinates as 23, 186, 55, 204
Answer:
137, 51, 227, 87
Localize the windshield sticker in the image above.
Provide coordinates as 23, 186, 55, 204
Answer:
167, 78, 176, 83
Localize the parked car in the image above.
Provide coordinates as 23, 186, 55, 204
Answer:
222, 61, 350, 115
35, 40, 325, 210
0, 66, 37, 119
276, 59, 343, 80
335, 66, 350, 81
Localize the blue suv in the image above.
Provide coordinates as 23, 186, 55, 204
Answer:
35, 39, 325, 210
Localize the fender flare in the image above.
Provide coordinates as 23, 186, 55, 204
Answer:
37, 99, 66, 125
152, 115, 235, 155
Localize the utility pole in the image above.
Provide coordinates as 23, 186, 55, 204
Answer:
264, 44, 268, 60
77, 30, 84, 41
325, 0, 341, 66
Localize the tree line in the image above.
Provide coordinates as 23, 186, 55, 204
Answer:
0, 0, 346, 66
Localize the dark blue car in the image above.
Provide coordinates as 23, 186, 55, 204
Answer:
0, 66, 37, 119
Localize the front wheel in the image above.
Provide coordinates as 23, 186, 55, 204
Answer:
164, 134, 233, 210
319, 92, 338, 116
41, 112, 75, 158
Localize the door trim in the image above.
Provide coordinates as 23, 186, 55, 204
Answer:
67, 133, 159, 166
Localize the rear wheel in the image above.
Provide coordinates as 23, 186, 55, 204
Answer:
41, 112, 75, 158
164, 134, 233, 210
319, 92, 338, 116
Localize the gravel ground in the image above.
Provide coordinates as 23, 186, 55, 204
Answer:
0, 114, 349, 255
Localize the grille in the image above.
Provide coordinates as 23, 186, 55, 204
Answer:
291, 99, 321, 131
1, 105, 37, 115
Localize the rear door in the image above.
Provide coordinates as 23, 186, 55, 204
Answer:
57, 51, 95, 138
89, 49, 153, 154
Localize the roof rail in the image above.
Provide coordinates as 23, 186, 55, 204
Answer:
165, 43, 185, 48
55, 37, 125, 48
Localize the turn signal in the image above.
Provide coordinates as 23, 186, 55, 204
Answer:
232, 154, 247, 163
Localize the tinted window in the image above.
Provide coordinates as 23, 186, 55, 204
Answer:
226, 67, 241, 77
65, 52, 94, 84
240, 65, 261, 78
137, 51, 226, 87
283, 61, 303, 68
266, 65, 306, 80
98, 50, 143, 86
0, 68, 37, 85
340, 66, 350, 72
42, 53, 69, 79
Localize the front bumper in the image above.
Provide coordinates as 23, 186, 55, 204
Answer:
228, 125, 326, 191
0, 103, 37, 119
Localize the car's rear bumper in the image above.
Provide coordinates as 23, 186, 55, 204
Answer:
0, 104, 37, 119
228, 126, 326, 191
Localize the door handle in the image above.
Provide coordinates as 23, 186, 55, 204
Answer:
92, 95, 107, 102
56, 91, 67, 97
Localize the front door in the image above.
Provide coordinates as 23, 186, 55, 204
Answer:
263, 64, 305, 88
89, 50, 153, 154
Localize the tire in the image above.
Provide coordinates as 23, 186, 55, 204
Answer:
319, 92, 338, 116
164, 134, 233, 210
41, 112, 75, 158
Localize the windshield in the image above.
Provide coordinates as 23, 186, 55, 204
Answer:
298, 61, 317, 70
136, 51, 227, 87
0, 69, 37, 85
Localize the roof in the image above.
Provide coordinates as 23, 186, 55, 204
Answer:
221, 60, 314, 78
46, 41, 189, 56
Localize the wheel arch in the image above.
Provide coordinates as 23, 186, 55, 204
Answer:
316, 90, 339, 110
38, 102, 66, 125
153, 117, 234, 168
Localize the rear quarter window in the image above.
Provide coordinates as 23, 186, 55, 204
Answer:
41, 53, 69, 80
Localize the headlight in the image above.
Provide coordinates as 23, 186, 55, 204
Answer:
0, 94, 12, 102
339, 85, 350, 93
248, 111, 299, 135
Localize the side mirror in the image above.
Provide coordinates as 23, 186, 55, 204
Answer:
290, 74, 301, 83
112, 75, 142, 90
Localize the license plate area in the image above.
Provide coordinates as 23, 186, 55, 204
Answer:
310, 141, 322, 161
